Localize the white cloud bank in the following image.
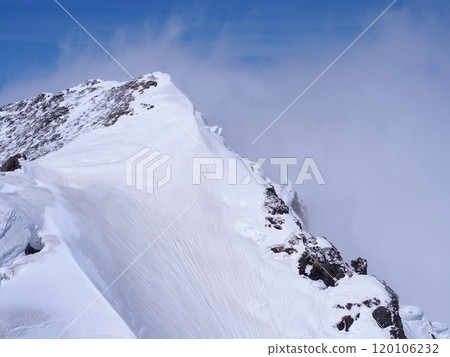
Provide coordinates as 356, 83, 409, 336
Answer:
1, 5, 449, 325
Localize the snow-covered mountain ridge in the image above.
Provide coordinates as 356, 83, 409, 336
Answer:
0, 72, 447, 338
0, 74, 158, 163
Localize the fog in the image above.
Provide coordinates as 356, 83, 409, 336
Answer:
1, 6, 449, 324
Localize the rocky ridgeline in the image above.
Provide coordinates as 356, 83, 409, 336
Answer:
264, 185, 407, 338
0, 75, 157, 165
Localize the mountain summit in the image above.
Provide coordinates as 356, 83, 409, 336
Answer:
0, 73, 447, 338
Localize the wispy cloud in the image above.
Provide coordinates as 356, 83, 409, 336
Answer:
1, 4, 449, 325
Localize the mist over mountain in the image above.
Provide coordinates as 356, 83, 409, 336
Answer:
0, 73, 447, 338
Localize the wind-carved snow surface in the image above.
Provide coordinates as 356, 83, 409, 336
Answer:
0, 72, 447, 338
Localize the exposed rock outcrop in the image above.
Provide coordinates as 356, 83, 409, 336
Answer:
1, 154, 26, 172
351, 257, 368, 275
0, 74, 158, 162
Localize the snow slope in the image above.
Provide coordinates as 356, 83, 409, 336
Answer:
0, 173, 135, 338
0, 72, 447, 338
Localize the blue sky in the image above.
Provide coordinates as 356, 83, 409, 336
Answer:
1, 0, 450, 326
0, 0, 412, 89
